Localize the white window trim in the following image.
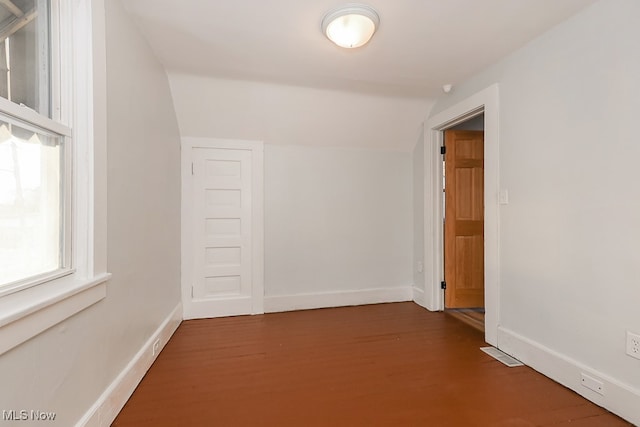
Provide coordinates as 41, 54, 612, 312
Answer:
0, 110, 73, 297
0, 0, 110, 356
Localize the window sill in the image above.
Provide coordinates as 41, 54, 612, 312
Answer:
0, 273, 111, 356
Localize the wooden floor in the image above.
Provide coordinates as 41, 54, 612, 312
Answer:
446, 308, 485, 333
113, 303, 631, 426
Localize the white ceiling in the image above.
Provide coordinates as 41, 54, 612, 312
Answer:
121, 0, 598, 98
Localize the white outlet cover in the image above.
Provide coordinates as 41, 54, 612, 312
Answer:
626, 331, 640, 360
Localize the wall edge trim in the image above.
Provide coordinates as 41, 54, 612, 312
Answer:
264, 286, 413, 313
498, 326, 640, 426
76, 302, 183, 427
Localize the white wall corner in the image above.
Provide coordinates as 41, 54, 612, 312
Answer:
497, 327, 640, 426
264, 286, 413, 313
412, 286, 427, 309
76, 302, 183, 427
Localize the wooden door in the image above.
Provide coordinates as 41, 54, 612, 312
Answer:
189, 147, 258, 318
444, 130, 484, 308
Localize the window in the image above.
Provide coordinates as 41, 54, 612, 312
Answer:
0, 117, 70, 291
0, 0, 51, 117
0, 0, 109, 356
0, 0, 72, 295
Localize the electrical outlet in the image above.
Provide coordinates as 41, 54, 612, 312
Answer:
581, 373, 604, 395
152, 339, 160, 357
627, 331, 640, 360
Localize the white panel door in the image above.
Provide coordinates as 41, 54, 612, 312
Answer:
185, 143, 263, 318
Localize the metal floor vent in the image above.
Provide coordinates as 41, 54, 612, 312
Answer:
480, 347, 524, 367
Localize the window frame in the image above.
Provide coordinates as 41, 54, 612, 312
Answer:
0, 110, 73, 297
0, 0, 110, 356
0, 0, 72, 294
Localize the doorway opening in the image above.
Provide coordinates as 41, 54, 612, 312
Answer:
441, 115, 485, 333
423, 83, 499, 346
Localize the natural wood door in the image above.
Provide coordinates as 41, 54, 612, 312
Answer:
444, 130, 484, 308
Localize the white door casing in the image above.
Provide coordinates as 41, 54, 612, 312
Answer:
423, 84, 500, 346
181, 138, 264, 319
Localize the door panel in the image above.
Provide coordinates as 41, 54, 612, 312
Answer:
445, 130, 484, 308
191, 148, 254, 315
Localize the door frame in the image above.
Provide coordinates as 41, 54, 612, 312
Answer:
423, 84, 500, 345
181, 137, 264, 319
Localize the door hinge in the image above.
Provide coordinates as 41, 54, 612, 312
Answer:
440, 146, 446, 155
440, 281, 447, 290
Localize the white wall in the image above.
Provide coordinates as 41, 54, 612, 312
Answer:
103, 0, 181, 399
168, 74, 431, 152
0, 1, 182, 425
429, 0, 640, 423
169, 74, 431, 305
265, 145, 412, 297
412, 127, 425, 300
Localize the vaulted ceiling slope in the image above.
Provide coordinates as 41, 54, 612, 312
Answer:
121, 0, 598, 98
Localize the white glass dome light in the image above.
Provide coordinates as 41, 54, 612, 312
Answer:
322, 4, 380, 49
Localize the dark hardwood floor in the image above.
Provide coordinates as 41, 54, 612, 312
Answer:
113, 302, 631, 426
446, 308, 485, 333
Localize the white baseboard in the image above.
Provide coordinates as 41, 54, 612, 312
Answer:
264, 286, 413, 313
498, 326, 640, 426
76, 302, 182, 427
412, 286, 428, 309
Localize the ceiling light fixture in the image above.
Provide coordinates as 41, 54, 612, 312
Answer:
321, 4, 380, 49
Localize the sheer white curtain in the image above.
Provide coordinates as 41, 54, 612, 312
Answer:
0, 121, 62, 286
